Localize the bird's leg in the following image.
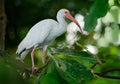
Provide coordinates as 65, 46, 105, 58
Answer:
41, 46, 47, 64
31, 47, 36, 74
41, 50, 46, 64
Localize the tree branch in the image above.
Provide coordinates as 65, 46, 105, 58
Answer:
95, 73, 120, 79
91, 62, 97, 69
99, 68, 120, 74
32, 59, 50, 76
1, 50, 120, 79
0, 50, 50, 76
0, 0, 7, 50
95, 68, 120, 79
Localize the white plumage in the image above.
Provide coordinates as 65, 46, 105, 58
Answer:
16, 20, 58, 59
16, 9, 82, 73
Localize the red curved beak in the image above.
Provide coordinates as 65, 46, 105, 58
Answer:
65, 12, 83, 34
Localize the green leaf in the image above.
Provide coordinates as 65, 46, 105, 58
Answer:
91, 0, 109, 17
38, 60, 67, 84
84, 14, 98, 32
84, 0, 109, 32
50, 48, 98, 63
56, 59, 94, 84
40, 72, 60, 84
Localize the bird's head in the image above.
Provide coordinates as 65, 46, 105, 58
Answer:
57, 9, 83, 34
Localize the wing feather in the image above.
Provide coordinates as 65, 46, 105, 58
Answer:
16, 19, 58, 55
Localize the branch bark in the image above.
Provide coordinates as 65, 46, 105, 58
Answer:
0, 0, 7, 50
95, 68, 120, 79
0, 50, 50, 76
91, 62, 120, 79
95, 73, 120, 79
1, 50, 120, 79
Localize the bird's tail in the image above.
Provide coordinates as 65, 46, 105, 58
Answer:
21, 50, 30, 60
16, 50, 30, 61
16, 49, 30, 61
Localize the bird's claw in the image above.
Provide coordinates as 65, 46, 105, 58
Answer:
32, 67, 38, 74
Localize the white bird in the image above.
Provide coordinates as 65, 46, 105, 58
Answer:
16, 9, 83, 73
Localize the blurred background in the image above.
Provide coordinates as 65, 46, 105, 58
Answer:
0, 0, 120, 84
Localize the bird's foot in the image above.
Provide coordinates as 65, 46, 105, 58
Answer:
32, 66, 38, 74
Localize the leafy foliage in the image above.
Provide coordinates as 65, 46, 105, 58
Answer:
56, 60, 93, 84
38, 48, 96, 84
0, 51, 31, 84
40, 72, 61, 84
3, 0, 120, 84
84, 0, 109, 32
50, 48, 99, 63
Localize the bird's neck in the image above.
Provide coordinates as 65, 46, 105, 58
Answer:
57, 16, 67, 24
56, 17, 67, 36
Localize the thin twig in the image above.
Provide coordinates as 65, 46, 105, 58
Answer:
91, 60, 102, 69
32, 59, 50, 76
1, 50, 120, 79
37, 59, 50, 72
0, 50, 50, 76
95, 73, 120, 79
100, 68, 120, 74
91, 63, 97, 69
95, 68, 120, 79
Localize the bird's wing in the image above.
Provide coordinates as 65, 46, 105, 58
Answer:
16, 19, 57, 55
24, 24, 52, 49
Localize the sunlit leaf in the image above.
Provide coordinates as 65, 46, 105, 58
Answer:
50, 48, 99, 63
55, 59, 94, 83
38, 60, 67, 84
40, 72, 60, 84
84, 0, 109, 32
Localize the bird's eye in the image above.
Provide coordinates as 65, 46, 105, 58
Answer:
65, 11, 68, 14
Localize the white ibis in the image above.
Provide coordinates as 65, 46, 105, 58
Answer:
16, 9, 83, 73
